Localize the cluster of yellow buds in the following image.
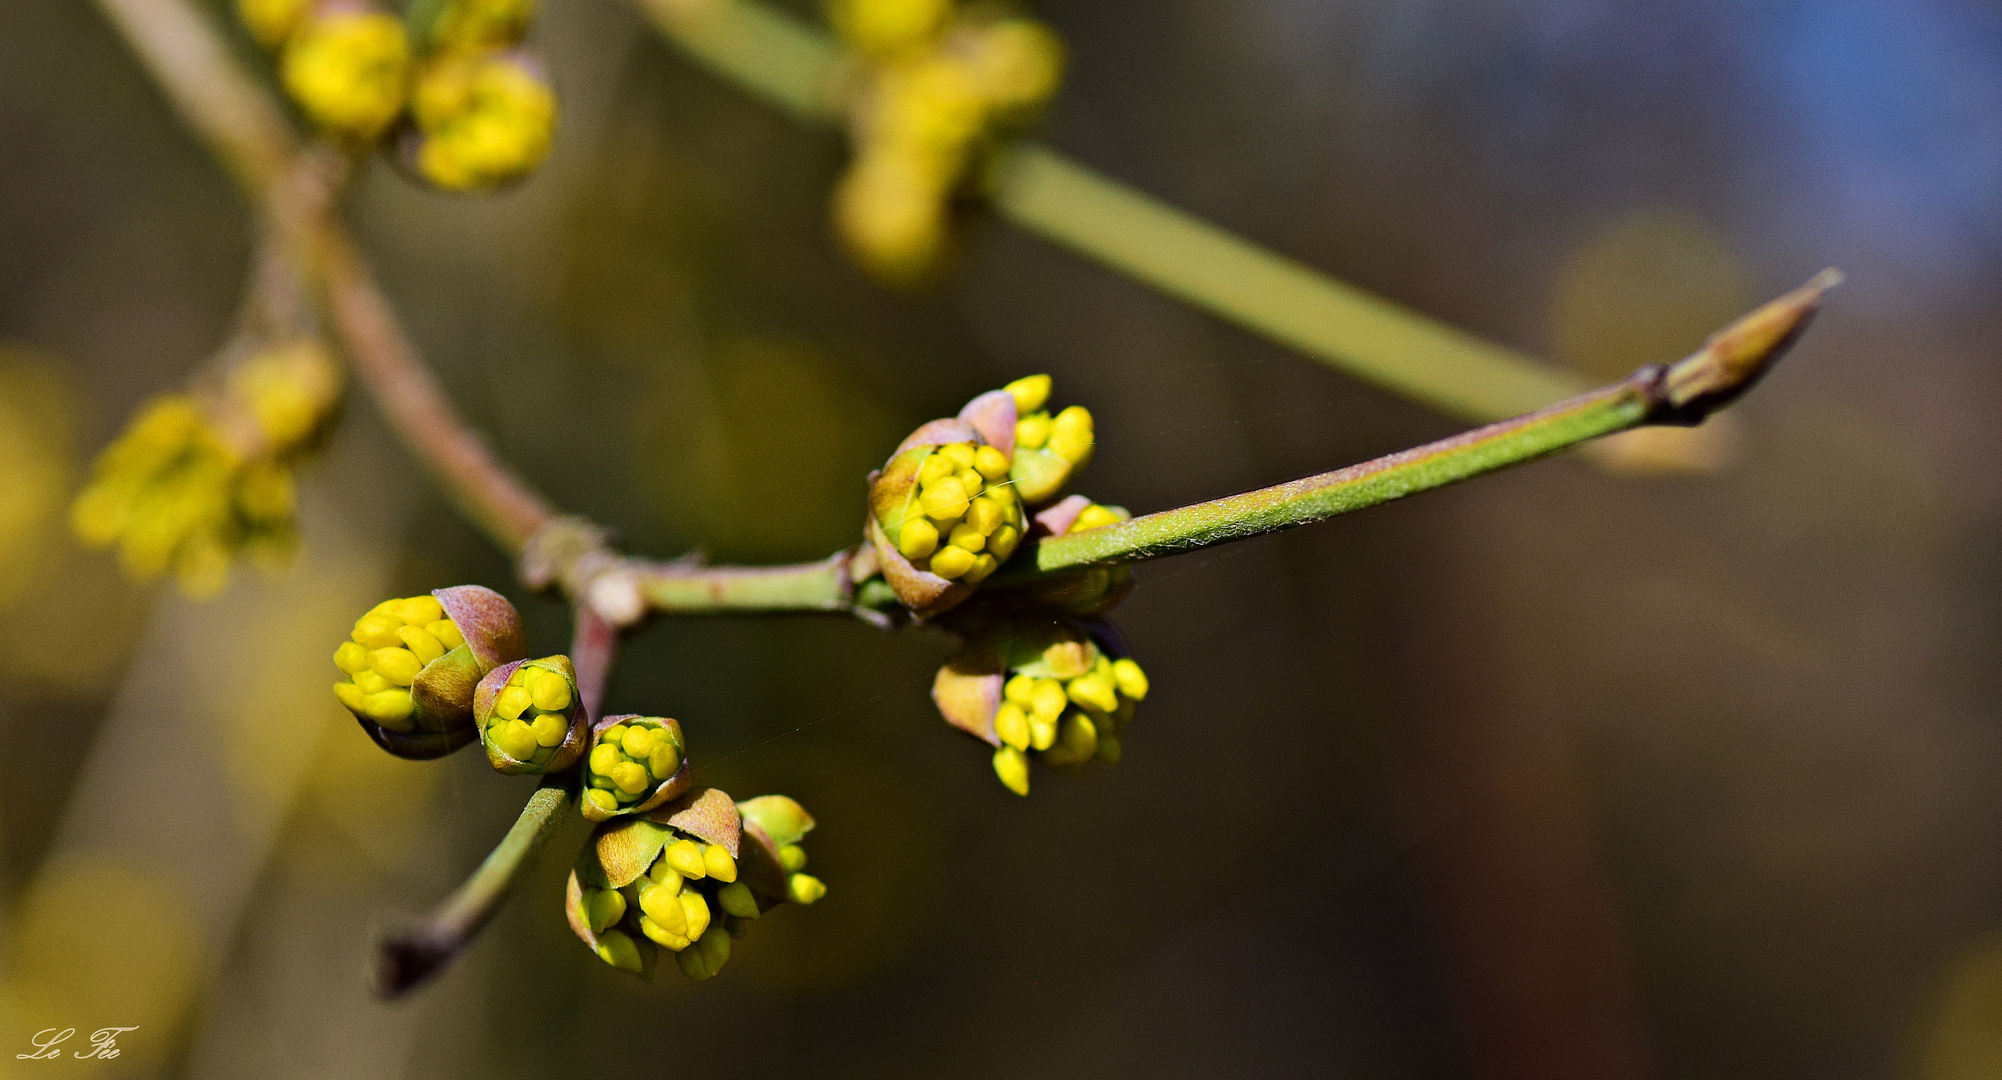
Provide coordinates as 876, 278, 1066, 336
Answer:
568, 789, 824, 981
582, 715, 690, 822
404, 47, 555, 191
332, 585, 527, 757
878, 440, 1025, 583
934, 622, 1147, 795
474, 655, 586, 773
864, 373, 1094, 617
238, 0, 555, 189
71, 339, 341, 598
829, 0, 1064, 282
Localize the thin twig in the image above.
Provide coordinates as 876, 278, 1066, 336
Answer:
372, 778, 573, 998
1022, 271, 1840, 574
371, 609, 619, 999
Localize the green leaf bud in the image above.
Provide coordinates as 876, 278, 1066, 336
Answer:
474, 655, 586, 774
579, 714, 690, 823
281, 1, 411, 144
333, 585, 527, 759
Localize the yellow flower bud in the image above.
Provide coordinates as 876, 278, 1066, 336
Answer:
528, 667, 571, 711
928, 544, 976, 579
281, 10, 410, 142
238, 0, 309, 48
608, 762, 648, 795
582, 788, 618, 817
665, 839, 708, 879
918, 450, 956, 486
993, 745, 1030, 795
589, 743, 622, 776
920, 476, 971, 520
679, 889, 712, 940
702, 845, 737, 883
787, 873, 827, 905
594, 930, 643, 972
994, 702, 1031, 750
897, 517, 939, 560
364, 689, 414, 727
640, 881, 689, 935
530, 713, 568, 748
496, 718, 539, 761
494, 684, 531, 719
1015, 413, 1051, 449
973, 444, 1011, 479
1067, 674, 1118, 714
989, 524, 1021, 561
1112, 658, 1149, 701
1049, 405, 1095, 464
396, 625, 447, 665
1003, 374, 1051, 414
1029, 678, 1068, 722
368, 646, 422, 686
649, 743, 681, 781
947, 523, 986, 552
1004, 673, 1037, 706
779, 845, 807, 872
334, 641, 371, 675
427, 619, 465, 650
941, 442, 977, 469
1070, 503, 1124, 532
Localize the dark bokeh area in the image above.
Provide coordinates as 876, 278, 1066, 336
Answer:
3, 0, 2001, 1077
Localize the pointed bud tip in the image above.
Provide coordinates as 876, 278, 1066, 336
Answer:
1664, 268, 1843, 416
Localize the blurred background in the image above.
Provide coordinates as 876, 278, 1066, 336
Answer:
2, 0, 1999, 1076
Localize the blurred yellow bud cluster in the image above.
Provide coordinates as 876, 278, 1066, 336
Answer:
583, 715, 688, 821
829, 0, 1065, 283
570, 789, 824, 981
70, 339, 340, 598
238, 0, 555, 189
406, 48, 556, 191
477, 655, 582, 772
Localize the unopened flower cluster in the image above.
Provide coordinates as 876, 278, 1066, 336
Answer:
238, 0, 556, 191
71, 340, 340, 597
829, 0, 1064, 282
330, 586, 824, 983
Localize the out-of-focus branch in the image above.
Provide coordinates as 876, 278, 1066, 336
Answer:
91, 0, 299, 199
626, 0, 1720, 443
314, 228, 559, 552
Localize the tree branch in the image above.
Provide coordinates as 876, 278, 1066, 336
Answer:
371, 607, 618, 999
1021, 271, 1840, 574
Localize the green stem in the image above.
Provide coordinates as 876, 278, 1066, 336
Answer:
629, 0, 1588, 424
1024, 269, 1839, 573
1032, 378, 1647, 572
374, 779, 573, 998
634, 553, 853, 614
